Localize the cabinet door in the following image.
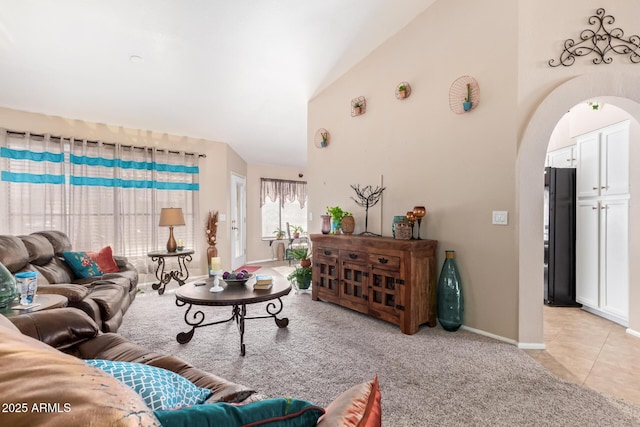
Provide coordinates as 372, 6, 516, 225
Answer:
313, 247, 339, 298
340, 250, 368, 311
576, 133, 601, 198
600, 199, 629, 320
575, 200, 600, 308
548, 146, 576, 168
600, 122, 629, 197
368, 253, 403, 320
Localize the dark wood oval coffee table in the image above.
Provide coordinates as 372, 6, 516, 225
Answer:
175, 277, 291, 356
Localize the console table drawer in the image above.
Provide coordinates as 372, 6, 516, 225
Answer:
340, 249, 367, 263
317, 246, 339, 259
369, 253, 400, 271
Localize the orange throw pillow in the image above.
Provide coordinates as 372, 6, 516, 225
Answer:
318, 375, 381, 427
87, 245, 120, 273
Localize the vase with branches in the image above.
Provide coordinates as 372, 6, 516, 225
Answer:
350, 184, 385, 236
205, 210, 219, 259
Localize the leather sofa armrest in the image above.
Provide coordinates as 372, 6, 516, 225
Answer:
9, 308, 100, 350
112, 256, 129, 269
37, 283, 90, 302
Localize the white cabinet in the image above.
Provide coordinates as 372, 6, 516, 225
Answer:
600, 199, 629, 319
576, 201, 600, 308
575, 120, 630, 325
576, 121, 629, 198
546, 145, 577, 168
576, 199, 629, 321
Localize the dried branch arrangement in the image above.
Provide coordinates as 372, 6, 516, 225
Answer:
205, 210, 219, 247
351, 184, 385, 236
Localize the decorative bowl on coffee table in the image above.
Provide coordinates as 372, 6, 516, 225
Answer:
222, 273, 253, 286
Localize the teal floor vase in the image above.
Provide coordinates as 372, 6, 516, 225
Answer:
437, 250, 464, 331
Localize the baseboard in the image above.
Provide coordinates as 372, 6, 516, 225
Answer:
460, 325, 518, 347
517, 342, 546, 350
580, 305, 628, 327
626, 328, 640, 339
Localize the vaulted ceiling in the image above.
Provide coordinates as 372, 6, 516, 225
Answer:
0, 1, 436, 166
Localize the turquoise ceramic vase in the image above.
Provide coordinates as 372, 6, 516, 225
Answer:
437, 250, 464, 331
0, 261, 17, 309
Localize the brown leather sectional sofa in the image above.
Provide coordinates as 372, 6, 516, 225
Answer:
0, 308, 255, 426
0, 231, 137, 332
1, 307, 381, 426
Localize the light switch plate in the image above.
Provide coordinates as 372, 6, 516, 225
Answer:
492, 211, 508, 225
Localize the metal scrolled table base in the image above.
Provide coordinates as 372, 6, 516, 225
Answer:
175, 297, 288, 356
149, 252, 193, 295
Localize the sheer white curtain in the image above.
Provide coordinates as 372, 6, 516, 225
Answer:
0, 130, 67, 233
1, 129, 200, 273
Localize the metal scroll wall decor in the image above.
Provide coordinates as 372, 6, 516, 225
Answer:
549, 8, 640, 67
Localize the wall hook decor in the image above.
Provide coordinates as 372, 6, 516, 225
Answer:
449, 75, 480, 114
549, 8, 640, 67
314, 128, 330, 148
395, 82, 411, 100
351, 96, 366, 116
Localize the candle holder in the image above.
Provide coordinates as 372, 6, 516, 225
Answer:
209, 270, 224, 293
406, 211, 416, 239
413, 206, 426, 240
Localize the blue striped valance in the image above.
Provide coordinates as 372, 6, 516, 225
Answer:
1, 147, 64, 163
70, 154, 199, 174
69, 176, 199, 191
1, 171, 65, 184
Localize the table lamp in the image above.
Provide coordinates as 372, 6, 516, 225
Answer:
159, 208, 185, 252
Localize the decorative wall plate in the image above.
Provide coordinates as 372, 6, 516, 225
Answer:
449, 75, 480, 114
351, 96, 366, 117
395, 82, 411, 100
314, 128, 330, 148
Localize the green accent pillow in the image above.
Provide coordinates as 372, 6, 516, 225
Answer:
62, 251, 102, 278
154, 398, 325, 427
85, 359, 212, 411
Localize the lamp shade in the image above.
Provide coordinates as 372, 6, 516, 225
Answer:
159, 208, 185, 227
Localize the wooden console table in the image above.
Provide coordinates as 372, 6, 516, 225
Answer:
310, 234, 438, 334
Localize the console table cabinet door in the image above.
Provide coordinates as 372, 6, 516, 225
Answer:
313, 246, 339, 299
340, 259, 368, 313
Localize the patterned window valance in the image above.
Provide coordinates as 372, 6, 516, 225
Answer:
260, 178, 307, 208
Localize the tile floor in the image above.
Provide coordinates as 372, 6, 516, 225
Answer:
525, 306, 640, 405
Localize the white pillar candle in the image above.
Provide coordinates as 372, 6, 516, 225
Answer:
210, 257, 221, 271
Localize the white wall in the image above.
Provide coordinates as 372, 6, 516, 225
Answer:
309, 0, 640, 343
308, 0, 520, 340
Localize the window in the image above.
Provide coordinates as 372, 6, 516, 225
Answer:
0, 130, 200, 272
260, 178, 307, 238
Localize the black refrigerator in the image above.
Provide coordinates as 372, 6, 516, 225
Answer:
544, 167, 581, 307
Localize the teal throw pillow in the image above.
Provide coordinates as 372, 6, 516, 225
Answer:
62, 251, 102, 278
85, 359, 212, 411
154, 398, 325, 427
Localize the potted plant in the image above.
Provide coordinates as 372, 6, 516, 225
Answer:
463, 83, 472, 111
353, 102, 362, 115
320, 131, 329, 147
291, 225, 304, 239
398, 84, 407, 99
274, 227, 286, 239
326, 206, 350, 233
290, 247, 311, 268
287, 266, 312, 291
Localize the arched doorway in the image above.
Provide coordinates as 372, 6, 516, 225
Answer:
517, 71, 640, 347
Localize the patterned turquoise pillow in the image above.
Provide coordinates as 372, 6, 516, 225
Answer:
85, 359, 212, 411
62, 251, 102, 278
154, 398, 325, 427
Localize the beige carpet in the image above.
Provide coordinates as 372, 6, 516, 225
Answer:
121, 268, 640, 426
